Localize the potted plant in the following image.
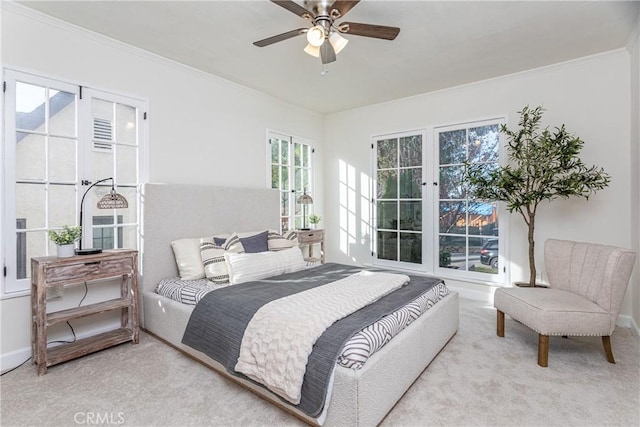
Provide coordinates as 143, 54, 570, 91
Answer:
48, 225, 82, 258
308, 214, 321, 229
465, 106, 610, 287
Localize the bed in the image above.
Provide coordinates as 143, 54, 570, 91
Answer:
139, 183, 459, 426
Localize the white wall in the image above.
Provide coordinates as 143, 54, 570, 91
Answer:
323, 49, 637, 325
0, 4, 324, 371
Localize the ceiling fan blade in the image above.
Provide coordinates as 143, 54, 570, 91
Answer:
253, 28, 307, 47
340, 22, 400, 40
320, 41, 337, 64
271, 0, 314, 19
329, 1, 360, 19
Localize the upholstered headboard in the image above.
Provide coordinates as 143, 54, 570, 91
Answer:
140, 183, 280, 294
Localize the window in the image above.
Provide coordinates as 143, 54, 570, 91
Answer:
2, 69, 146, 296
268, 131, 313, 232
435, 120, 503, 281
372, 119, 505, 283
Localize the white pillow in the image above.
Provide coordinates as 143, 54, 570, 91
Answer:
171, 237, 209, 280
225, 247, 305, 285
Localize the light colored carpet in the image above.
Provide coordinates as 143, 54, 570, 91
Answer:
1, 298, 638, 426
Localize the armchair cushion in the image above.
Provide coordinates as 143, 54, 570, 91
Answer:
494, 287, 611, 336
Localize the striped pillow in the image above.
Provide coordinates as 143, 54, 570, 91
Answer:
267, 229, 298, 251
200, 242, 229, 284
200, 233, 245, 284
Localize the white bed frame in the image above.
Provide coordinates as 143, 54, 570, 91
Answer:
139, 183, 459, 426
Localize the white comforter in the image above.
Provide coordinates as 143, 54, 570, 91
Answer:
234, 270, 410, 404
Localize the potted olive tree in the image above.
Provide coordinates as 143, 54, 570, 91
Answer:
48, 225, 82, 258
466, 106, 610, 287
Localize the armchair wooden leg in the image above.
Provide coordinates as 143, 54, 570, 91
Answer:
538, 334, 549, 367
497, 310, 504, 337
602, 336, 615, 364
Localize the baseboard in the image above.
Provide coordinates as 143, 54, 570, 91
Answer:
1, 321, 122, 375
616, 314, 640, 338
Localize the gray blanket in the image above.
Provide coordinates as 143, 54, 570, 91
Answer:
181, 263, 443, 418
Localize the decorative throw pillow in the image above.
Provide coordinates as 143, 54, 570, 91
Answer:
267, 229, 298, 251
200, 241, 230, 284
171, 237, 208, 280
225, 247, 306, 285
240, 230, 269, 253
220, 232, 245, 253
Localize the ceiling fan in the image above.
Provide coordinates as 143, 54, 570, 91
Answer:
253, 0, 401, 65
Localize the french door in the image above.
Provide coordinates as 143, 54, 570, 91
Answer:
373, 131, 426, 268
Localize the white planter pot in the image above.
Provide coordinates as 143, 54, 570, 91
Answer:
56, 244, 75, 258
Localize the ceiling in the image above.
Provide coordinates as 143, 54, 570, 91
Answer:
17, 1, 640, 115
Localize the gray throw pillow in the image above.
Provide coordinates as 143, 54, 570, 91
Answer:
240, 230, 269, 253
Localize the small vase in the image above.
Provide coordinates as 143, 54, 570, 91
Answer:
56, 244, 75, 258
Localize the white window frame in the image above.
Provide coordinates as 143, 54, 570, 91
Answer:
433, 118, 508, 285
2, 68, 148, 297
370, 119, 509, 285
266, 130, 314, 232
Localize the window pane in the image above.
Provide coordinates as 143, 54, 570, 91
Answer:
116, 104, 136, 144
399, 168, 422, 199
92, 98, 113, 122
439, 129, 466, 165
468, 124, 499, 163
23, 231, 48, 279
271, 139, 279, 164
271, 165, 279, 189
377, 231, 397, 261
49, 90, 76, 137
16, 133, 45, 181
281, 166, 288, 190
281, 191, 289, 216
281, 140, 289, 164
294, 143, 302, 167
377, 170, 397, 199
116, 145, 138, 185
377, 201, 397, 230
377, 138, 397, 169
16, 183, 46, 229
439, 165, 465, 199
399, 135, 422, 167
399, 201, 421, 231
49, 137, 76, 182
399, 232, 421, 264
302, 145, 309, 168
303, 169, 310, 192
468, 202, 498, 237
16, 82, 45, 131
439, 201, 466, 234
295, 167, 303, 192
439, 235, 462, 268
281, 217, 289, 232
91, 146, 114, 179
49, 184, 76, 227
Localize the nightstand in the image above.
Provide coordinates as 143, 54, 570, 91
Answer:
296, 229, 325, 264
30, 250, 139, 375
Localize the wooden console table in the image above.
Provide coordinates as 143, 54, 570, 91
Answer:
31, 250, 139, 375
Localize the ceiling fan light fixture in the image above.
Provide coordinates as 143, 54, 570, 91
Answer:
306, 24, 325, 47
304, 43, 320, 57
329, 32, 348, 55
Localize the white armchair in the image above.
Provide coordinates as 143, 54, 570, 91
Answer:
494, 239, 636, 367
